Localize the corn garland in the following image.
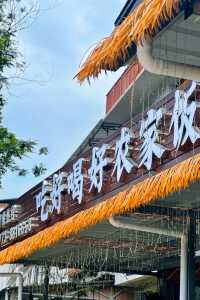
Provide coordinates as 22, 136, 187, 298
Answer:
0, 151, 200, 265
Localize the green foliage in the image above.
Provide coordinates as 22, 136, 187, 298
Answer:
0, 0, 47, 186
18, 168, 28, 176
0, 33, 14, 72
39, 146, 48, 156
32, 163, 47, 177
0, 127, 36, 174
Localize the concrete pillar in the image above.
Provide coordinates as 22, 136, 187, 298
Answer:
180, 236, 188, 300
5, 289, 9, 300
18, 274, 23, 300
180, 212, 196, 300
43, 267, 49, 300
187, 211, 196, 300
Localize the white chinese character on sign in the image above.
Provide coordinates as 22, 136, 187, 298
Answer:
36, 193, 42, 214
67, 159, 84, 204
36, 180, 53, 222
88, 144, 108, 193
112, 127, 137, 182
139, 108, 166, 171
170, 81, 200, 149
51, 172, 67, 214
35, 174, 67, 222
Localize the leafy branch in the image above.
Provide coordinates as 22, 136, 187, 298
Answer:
0, 0, 48, 187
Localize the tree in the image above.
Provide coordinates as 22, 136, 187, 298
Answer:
0, 0, 47, 187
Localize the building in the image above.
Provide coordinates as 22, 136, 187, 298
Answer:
1, 0, 200, 299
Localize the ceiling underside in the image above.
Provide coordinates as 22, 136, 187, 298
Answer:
20, 180, 200, 275
153, 12, 200, 68
70, 69, 178, 161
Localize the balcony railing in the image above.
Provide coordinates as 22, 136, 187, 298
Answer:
106, 62, 143, 114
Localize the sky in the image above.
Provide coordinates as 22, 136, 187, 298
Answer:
0, 0, 126, 199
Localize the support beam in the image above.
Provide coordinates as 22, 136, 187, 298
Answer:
109, 216, 182, 238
